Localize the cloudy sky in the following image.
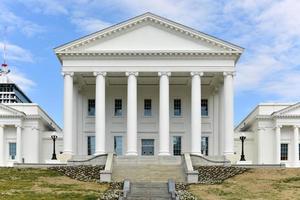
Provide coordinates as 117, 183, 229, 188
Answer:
0, 0, 300, 127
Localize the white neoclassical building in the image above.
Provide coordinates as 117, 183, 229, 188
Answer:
54, 13, 243, 160
235, 103, 300, 167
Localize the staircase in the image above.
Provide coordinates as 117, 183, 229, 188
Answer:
112, 156, 185, 183
127, 182, 171, 200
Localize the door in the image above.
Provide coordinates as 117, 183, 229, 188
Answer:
141, 139, 154, 156
114, 136, 123, 155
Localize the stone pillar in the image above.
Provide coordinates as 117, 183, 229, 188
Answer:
0, 125, 4, 166
158, 72, 171, 156
126, 72, 138, 156
62, 72, 74, 155
213, 88, 219, 156
16, 125, 22, 163
275, 126, 281, 164
293, 126, 299, 165
32, 127, 39, 163
223, 72, 234, 155
94, 72, 107, 155
190, 72, 203, 154
257, 128, 263, 164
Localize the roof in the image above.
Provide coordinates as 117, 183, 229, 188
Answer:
1, 103, 61, 132
54, 12, 244, 62
235, 103, 296, 131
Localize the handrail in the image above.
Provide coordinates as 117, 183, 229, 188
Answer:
68, 153, 107, 163
190, 153, 231, 164
168, 179, 177, 200
123, 180, 131, 199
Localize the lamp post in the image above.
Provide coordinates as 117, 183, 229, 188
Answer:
240, 135, 246, 161
51, 134, 58, 160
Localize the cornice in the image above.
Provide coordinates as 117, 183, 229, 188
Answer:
57, 51, 241, 57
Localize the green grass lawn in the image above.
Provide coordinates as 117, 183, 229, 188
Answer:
189, 168, 300, 200
0, 167, 109, 200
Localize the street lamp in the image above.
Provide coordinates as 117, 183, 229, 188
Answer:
239, 135, 246, 161
51, 134, 58, 160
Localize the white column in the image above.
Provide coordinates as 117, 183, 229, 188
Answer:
16, 125, 22, 163
190, 72, 203, 154
293, 126, 299, 165
275, 126, 281, 164
32, 127, 39, 163
62, 72, 74, 155
94, 72, 107, 155
158, 72, 171, 156
126, 72, 138, 156
223, 72, 234, 155
0, 125, 4, 166
257, 128, 263, 164
213, 88, 219, 156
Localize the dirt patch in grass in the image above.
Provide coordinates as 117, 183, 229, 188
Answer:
0, 167, 109, 200
189, 168, 300, 200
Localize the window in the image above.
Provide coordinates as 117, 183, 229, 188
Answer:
201, 136, 209, 156
114, 99, 122, 116
114, 136, 123, 155
299, 144, 300, 160
9, 143, 16, 160
174, 99, 181, 116
201, 99, 208, 116
281, 143, 288, 161
88, 99, 95, 116
142, 139, 154, 156
87, 136, 95, 155
144, 99, 152, 116
173, 136, 182, 156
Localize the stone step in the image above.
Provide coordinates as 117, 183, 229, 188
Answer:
112, 164, 185, 182
127, 182, 171, 200
114, 155, 182, 165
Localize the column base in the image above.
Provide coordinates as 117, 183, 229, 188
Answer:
126, 151, 138, 156
190, 152, 202, 156
94, 151, 106, 156
158, 152, 170, 156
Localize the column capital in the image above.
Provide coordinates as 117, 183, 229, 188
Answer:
275, 125, 283, 129
0, 124, 4, 128
125, 72, 139, 76
158, 72, 171, 77
93, 71, 107, 77
190, 72, 204, 77
223, 72, 235, 77
61, 72, 74, 77
294, 125, 299, 129
15, 125, 22, 129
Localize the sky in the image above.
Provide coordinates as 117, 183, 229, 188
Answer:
0, 0, 300, 127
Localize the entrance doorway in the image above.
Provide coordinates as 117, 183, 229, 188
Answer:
141, 139, 154, 156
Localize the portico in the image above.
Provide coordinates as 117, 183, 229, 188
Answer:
55, 13, 243, 160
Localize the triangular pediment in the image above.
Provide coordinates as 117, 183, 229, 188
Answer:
55, 13, 243, 54
273, 102, 300, 116
0, 104, 25, 116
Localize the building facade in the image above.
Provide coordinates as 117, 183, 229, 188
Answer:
55, 13, 243, 159
235, 103, 300, 167
0, 103, 62, 166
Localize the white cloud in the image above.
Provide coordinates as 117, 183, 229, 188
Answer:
7, 68, 36, 92
0, 42, 33, 63
71, 16, 111, 33
0, 2, 44, 37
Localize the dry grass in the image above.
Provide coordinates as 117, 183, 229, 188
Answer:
189, 168, 300, 200
0, 167, 109, 200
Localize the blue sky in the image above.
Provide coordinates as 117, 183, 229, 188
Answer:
1, 0, 300, 127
